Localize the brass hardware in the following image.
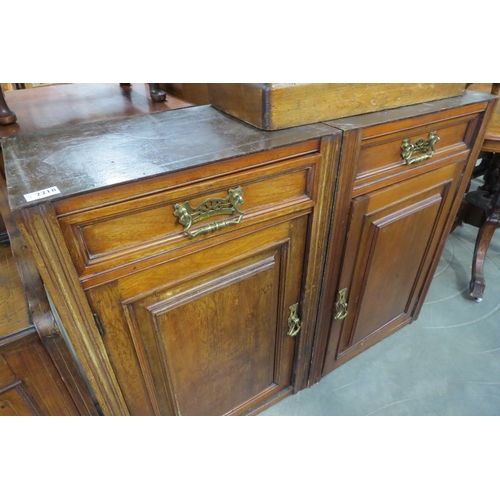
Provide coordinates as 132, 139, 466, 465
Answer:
401, 131, 440, 165
334, 288, 348, 320
93, 313, 106, 337
174, 186, 245, 238
287, 303, 302, 337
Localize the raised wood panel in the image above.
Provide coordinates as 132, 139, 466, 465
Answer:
348, 194, 442, 348
128, 254, 285, 416
86, 217, 307, 415
323, 162, 464, 374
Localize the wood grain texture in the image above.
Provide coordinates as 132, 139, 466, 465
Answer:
11, 131, 340, 415
57, 153, 319, 285
465, 84, 500, 153
0, 244, 31, 337
86, 218, 307, 415
14, 204, 129, 415
0, 337, 83, 416
2, 105, 334, 212
208, 83, 466, 130
0, 380, 38, 416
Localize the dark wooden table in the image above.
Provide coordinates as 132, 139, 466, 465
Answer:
0, 83, 194, 139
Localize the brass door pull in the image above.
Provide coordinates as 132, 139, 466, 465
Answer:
334, 288, 348, 320
401, 131, 440, 165
174, 187, 245, 238
287, 303, 302, 337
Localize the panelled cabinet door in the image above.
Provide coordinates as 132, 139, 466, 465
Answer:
87, 217, 308, 415
323, 161, 465, 375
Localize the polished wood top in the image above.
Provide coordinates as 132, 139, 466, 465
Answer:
0, 83, 194, 139
323, 90, 497, 130
3, 105, 336, 211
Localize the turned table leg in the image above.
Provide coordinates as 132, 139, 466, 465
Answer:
119, 83, 167, 102
0, 86, 17, 125
470, 190, 500, 301
148, 83, 167, 102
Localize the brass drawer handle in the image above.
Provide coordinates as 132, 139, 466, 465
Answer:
174, 186, 245, 238
287, 303, 302, 337
401, 131, 440, 165
334, 288, 348, 320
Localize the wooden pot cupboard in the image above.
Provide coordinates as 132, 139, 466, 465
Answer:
2, 91, 497, 416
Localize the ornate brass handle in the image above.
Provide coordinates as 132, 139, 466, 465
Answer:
401, 131, 440, 165
174, 187, 245, 238
334, 288, 348, 321
287, 303, 302, 337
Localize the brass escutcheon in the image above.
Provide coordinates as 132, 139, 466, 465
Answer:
287, 303, 302, 337
334, 288, 348, 320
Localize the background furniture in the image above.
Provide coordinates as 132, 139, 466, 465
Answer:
0, 83, 170, 128
454, 84, 500, 301
0, 87, 16, 125
0, 174, 98, 415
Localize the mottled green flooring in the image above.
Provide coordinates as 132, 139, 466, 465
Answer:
262, 220, 500, 416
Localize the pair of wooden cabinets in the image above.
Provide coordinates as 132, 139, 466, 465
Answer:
4, 92, 497, 415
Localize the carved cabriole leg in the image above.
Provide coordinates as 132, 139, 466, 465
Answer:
149, 83, 167, 102
0, 86, 17, 125
470, 192, 500, 302
14, 203, 129, 416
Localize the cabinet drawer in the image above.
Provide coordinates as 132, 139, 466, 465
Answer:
58, 153, 320, 283
354, 113, 478, 190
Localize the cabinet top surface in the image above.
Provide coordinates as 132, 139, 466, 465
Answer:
2, 105, 336, 211
323, 90, 496, 130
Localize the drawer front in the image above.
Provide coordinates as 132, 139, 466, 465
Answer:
58, 153, 320, 283
354, 112, 479, 190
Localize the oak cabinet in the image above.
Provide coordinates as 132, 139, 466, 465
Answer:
70, 148, 333, 415
310, 91, 497, 381
85, 217, 308, 415
322, 161, 465, 374
4, 107, 340, 415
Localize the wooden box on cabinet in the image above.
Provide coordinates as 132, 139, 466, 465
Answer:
3, 106, 341, 415
207, 83, 467, 130
309, 91, 498, 382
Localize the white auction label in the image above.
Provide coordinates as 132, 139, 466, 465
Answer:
23, 186, 61, 202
